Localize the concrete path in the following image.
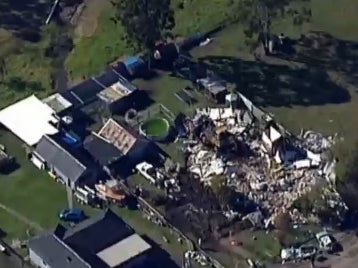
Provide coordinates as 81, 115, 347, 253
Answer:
66, 185, 73, 209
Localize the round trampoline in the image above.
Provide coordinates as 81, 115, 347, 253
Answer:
139, 117, 170, 142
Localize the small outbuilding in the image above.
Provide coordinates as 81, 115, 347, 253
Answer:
123, 56, 146, 78
96, 79, 138, 115
196, 76, 228, 104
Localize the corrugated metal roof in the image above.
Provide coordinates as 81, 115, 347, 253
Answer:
84, 133, 123, 166
29, 233, 89, 268
34, 135, 87, 183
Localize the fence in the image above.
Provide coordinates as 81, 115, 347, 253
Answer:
116, 179, 226, 268
128, 103, 175, 128
0, 239, 30, 268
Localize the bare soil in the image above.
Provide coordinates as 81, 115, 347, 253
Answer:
74, 0, 109, 38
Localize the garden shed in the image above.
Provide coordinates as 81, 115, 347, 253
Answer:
123, 56, 146, 77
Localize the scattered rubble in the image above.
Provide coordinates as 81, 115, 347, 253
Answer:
184, 250, 210, 266
135, 161, 181, 198
176, 94, 347, 226
281, 245, 317, 264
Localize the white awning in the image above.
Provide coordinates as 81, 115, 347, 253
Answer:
0, 95, 59, 146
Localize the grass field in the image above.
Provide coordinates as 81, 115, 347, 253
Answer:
188, 0, 358, 179
65, 1, 133, 80
0, 0, 357, 265
0, 131, 68, 229
0, 210, 36, 242
0, 27, 54, 109
65, 0, 237, 80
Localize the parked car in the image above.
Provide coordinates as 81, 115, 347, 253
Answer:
0, 242, 9, 255
59, 208, 85, 222
281, 245, 317, 263
316, 230, 338, 253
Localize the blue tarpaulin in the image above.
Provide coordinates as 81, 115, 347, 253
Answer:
123, 56, 145, 76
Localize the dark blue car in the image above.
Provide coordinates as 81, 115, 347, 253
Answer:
59, 208, 85, 222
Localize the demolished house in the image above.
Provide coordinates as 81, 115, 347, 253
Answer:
179, 93, 346, 230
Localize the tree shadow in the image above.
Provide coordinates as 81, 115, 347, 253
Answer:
130, 90, 155, 112
141, 235, 180, 268
0, 228, 6, 239
0, 160, 20, 175
0, 0, 52, 42
197, 55, 351, 107
285, 31, 358, 85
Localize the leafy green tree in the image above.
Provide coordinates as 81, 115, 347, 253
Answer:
114, 0, 175, 65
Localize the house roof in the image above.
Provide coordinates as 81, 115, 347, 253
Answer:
69, 78, 105, 105
60, 68, 137, 107
84, 133, 123, 166
197, 76, 227, 95
29, 232, 90, 268
97, 80, 136, 104
97, 234, 151, 268
42, 93, 73, 113
98, 119, 137, 155
62, 210, 135, 254
0, 95, 59, 146
34, 135, 87, 183
29, 210, 153, 268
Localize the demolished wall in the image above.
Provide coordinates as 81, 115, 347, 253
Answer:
181, 94, 347, 229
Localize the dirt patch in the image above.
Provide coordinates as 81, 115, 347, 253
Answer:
74, 0, 109, 38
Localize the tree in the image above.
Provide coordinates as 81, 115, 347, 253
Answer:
114, 0, 175, 62
234, 0, 311, 39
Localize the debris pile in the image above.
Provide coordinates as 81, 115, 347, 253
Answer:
135, 161, 181, 198
179, 103, 346, 225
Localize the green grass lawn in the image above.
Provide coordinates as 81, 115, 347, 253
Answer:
65, 0, 237, 80
311, 0, 358, 41
0, 0, 357, 265
0, 131, 68, 229
189, 0, 358, 179
0, 26, 54, 109
65, 1, 133, 80
172, 0, 235, 36
0, 209, 37, 242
